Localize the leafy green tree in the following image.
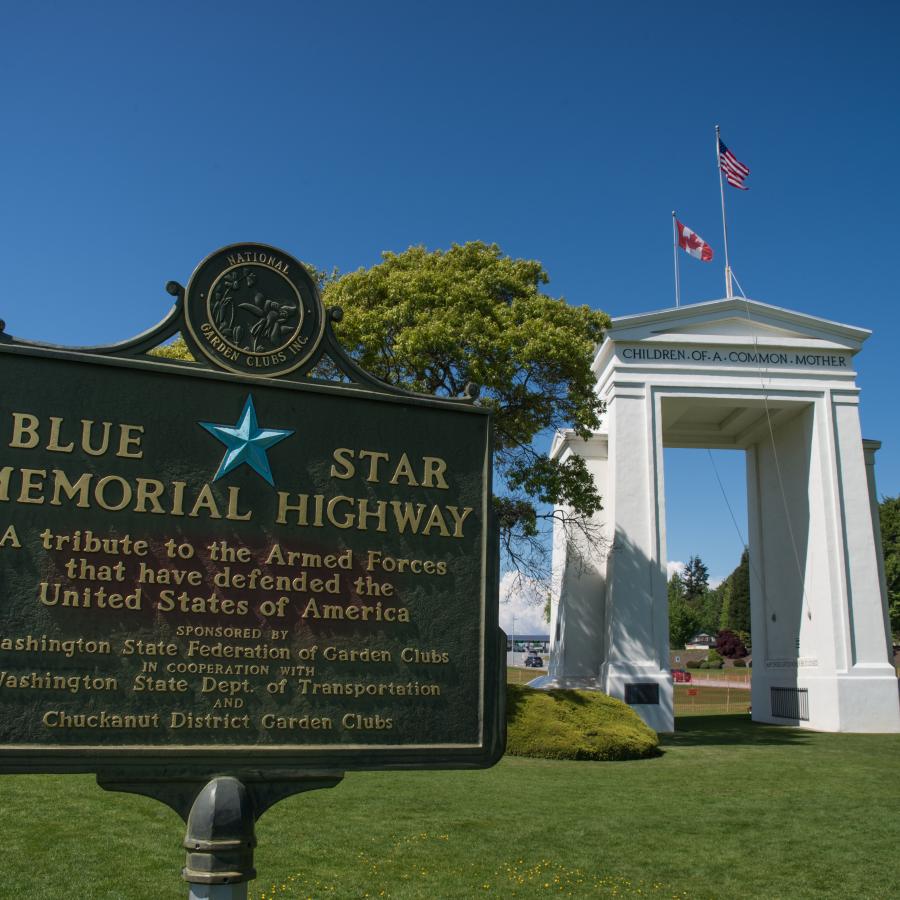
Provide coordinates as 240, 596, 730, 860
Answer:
154, 243, 610, 577
696, 584, 724, 635
676, 555, 718, 634
667, 571, 683, 605
669, 560, 741, 646
326, 242, 609, 572
150, 340, 193, 361
878, 496, 900, 640
669, 597, 700, 650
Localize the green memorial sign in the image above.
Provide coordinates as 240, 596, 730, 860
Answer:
0, 244, 504, 781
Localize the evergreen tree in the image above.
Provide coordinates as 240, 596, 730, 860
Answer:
681, 555, 710, 603
718, 578, 734, 631
718, 549, 751, 634
879, 496, 900, 641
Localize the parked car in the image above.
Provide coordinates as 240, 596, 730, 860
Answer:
671, 668, 692, 683
524, 654, 544, 668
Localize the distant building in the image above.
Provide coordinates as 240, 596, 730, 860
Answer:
506, 634, 549, 653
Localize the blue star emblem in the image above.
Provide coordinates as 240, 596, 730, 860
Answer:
199, 395, 293, 486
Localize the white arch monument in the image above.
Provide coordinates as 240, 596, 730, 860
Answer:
534, 297, 899, 734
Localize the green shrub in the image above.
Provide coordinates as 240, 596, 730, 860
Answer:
707, 649, 723, 666
686, 659, 702, 669
733, 658, 747, 668
505, 685, 660, 761
698, 660, 709, 668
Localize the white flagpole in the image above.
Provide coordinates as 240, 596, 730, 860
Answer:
715, 124, 733, 298
671, 211, 681, 307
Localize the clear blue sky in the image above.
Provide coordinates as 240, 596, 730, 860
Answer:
1, 1, 897, 583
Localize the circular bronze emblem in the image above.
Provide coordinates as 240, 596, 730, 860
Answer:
183, 243, 325, 377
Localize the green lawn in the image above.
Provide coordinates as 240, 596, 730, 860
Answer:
675, 684, 751, 716
507, 666, 546, 685
0, 716, 897, 899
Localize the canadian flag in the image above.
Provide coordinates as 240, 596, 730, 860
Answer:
676, 220, 713, 262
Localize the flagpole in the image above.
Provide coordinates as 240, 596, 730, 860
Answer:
671, 211, 681, 307
715, 124, 733, 298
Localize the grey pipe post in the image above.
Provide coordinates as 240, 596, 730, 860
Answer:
183, 777, 256, 900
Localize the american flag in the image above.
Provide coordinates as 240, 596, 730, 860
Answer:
719, 138, 750, 190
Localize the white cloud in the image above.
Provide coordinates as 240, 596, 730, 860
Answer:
498, 571, 549, 635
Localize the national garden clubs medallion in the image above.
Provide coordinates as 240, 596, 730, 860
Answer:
183, 243, 326, 377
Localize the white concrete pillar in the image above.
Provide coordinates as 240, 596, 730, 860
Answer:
820, 398, 899, 731
748, 402, 823, 723
547, 440, 608, 681
748, 399, 899, 732
599, 385, 673, 732
533, 433, 609, 691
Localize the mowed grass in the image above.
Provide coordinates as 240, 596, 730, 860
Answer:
675, 684, 751, 716
507, 666, 546, 685
0, 716, 897, 899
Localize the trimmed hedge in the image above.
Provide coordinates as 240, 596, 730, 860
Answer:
505, 684, 661, 761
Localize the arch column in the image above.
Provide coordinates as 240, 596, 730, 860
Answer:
599, 383, 673, 732
747, 393, 899, 732
545, 434, 608, 685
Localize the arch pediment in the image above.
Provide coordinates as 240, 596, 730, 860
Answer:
653, 316, 807, 340
592, 299, 869, 379
602, 298, 869, 350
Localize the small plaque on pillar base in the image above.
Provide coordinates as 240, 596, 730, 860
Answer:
625, 683, 660, 705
